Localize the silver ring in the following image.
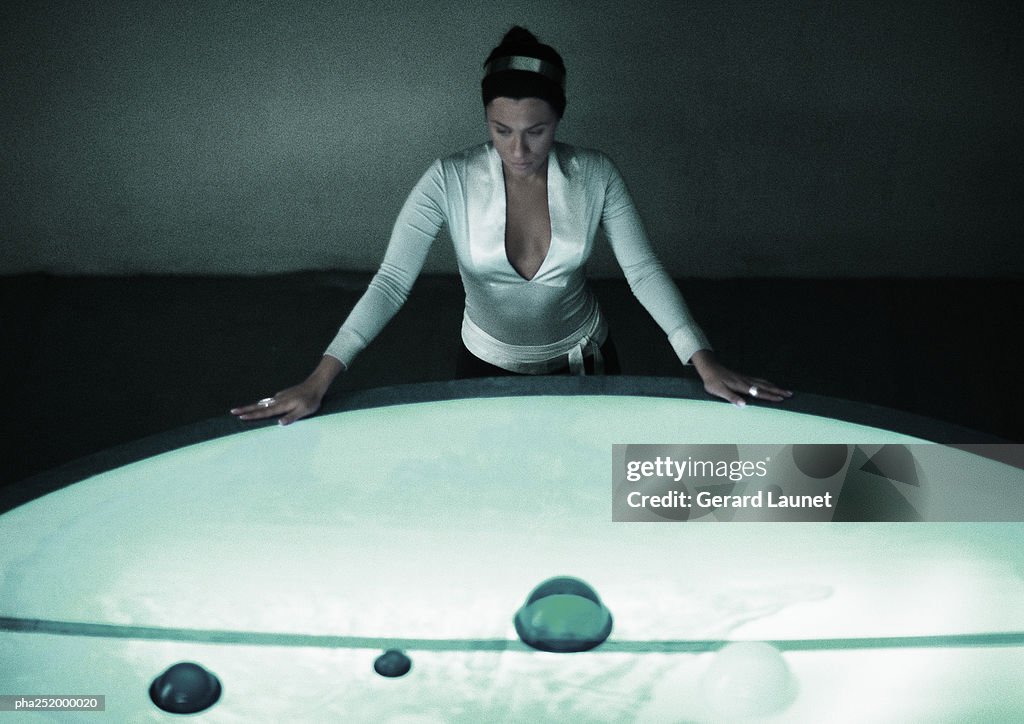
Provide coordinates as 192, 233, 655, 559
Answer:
257, 397, 276, 408
748, 386, 759, 398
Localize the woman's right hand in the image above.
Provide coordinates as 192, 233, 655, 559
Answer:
230, 355, 344, 426
230, 381, 324, 426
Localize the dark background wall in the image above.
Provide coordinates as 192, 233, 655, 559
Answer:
1, 1, 1022, 494
3, 0, 1021, 277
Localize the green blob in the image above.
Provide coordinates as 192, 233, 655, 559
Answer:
514, 576, 613, 653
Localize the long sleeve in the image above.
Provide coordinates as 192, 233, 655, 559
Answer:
324, 159, 447, 368
599, 155, 711, 365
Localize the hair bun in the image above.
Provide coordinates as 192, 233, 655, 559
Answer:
500, 26, 540, 48
481, 26, 567, 118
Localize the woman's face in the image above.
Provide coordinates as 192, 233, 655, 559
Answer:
486, 97, 559, 178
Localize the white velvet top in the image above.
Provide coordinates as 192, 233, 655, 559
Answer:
324, 141, 710, 373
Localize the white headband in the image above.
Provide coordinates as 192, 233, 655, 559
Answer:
484, 55, 565, 88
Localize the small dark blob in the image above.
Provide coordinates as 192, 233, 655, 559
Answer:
374, 649, 412, 677
149, 661, 222, 714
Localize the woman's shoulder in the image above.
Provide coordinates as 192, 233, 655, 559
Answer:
421, 144, 493, 185
554, 142, 610, 163
553, 142, 619, 182
438, 143, 492, 168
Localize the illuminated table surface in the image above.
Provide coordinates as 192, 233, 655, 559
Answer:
1, 378, 1022, 722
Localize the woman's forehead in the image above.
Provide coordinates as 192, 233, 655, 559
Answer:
486, 97, 558, 125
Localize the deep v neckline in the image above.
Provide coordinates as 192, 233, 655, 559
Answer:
501, 161, 553, 282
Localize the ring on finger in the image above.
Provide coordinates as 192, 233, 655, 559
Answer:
257, 397, 276, 408
748, 385, 759, 398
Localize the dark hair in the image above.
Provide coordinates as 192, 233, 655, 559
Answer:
481, 26, 566, 118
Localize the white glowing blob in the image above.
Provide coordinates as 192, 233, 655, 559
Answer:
702, 641, 797, 718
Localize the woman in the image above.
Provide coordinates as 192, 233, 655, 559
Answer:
232, 27, 790, 425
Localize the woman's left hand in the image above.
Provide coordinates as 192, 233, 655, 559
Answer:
690, 350, 792, 407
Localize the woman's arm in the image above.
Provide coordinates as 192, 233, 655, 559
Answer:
232, 159, 448, 423
599, 154, 711, 364
323, 159, 448, 368
599, 154, 791, 406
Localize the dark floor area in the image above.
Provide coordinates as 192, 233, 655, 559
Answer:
1, 273, 1020, 490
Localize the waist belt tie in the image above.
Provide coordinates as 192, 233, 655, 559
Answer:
568, 336, 604, 376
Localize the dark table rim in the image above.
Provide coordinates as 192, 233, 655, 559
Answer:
1, 376, 1010, 515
